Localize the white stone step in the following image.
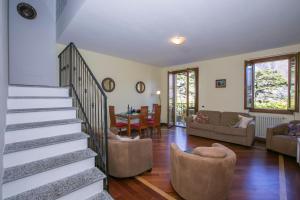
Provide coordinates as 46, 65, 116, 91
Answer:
7, 97, 73, 109
86, 191, 113, 200
4, 133, 88, 168
9, 85, 69, 97
4, 168, 105, 200
5, 119, 82, 144
6, 107, 77, 125
3, 149, 97, 199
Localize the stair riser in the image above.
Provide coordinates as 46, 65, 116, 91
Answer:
9, 86, 69, 97
57, 181, 103, 200
6, 110, 76, 125
3, 158, 95, 199
7, 98, 73, 109
4, 139, 87, 168
5, 123, 82, 144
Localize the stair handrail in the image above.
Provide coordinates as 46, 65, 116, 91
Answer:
58, 42, 109, 190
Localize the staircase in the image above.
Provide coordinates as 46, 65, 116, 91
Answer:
2, 85, 113, 200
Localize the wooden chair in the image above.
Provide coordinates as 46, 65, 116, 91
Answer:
141, 106, 148, 117
109, 106, 127, 134
148, 105, 161, 136
147, 104, 157, 121
152, 104, 158, 112
131, 113, 149, 136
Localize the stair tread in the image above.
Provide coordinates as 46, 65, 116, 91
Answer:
9, 84, 69, 89
3, 149, 97, 184
7, 107, 77, 114
4, 167, 105, 200
8, 96, 72, 99
86, 191, 114, 200
6, 119, 82, 132
4, 132, 89, 154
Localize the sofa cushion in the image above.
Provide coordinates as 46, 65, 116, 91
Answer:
192, 147, 227, 158
198, 110, 221, 125
189, 122, 215, 132
220, 112, 250, 127
214, 125, 247, 136
116, 135, 140, 141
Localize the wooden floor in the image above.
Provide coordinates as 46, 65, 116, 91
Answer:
109, 127, 300, 200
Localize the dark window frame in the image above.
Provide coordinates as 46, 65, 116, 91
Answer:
244, 53, 299, 114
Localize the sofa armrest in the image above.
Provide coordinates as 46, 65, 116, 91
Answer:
186, 116, 194, 128
266, 123, 289, 149
245, 121, 255, 146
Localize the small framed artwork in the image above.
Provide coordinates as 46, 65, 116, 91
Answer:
216, 79, 226, 88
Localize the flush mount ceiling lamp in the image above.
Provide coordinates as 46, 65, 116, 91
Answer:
170, 36, 186, 45
17, 2, 37, 20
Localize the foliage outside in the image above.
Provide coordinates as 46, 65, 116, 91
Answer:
254, 61, 288, 110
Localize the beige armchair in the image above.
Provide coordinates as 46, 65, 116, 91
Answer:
266, 121, 299, 157
170, 143, 236, 200
108, 138, 153, 178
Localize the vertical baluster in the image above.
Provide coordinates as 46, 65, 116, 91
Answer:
59, 43, 109, 189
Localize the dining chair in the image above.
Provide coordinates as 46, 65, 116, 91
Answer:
141, 106, 148, 116
148, 105, 161, 136
152, 104, 158, 112
109, 106, 128, 134
148, 104, 158, 121
131, 113, 149, 136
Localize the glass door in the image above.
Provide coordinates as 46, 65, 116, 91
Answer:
168, 68, 198, 127
168, 72, 175, 127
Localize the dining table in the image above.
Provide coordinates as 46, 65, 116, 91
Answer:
116, 112, 153, 136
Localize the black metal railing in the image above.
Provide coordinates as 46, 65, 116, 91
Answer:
58, 43, 109, 189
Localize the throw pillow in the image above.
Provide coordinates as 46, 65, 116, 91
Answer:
287, 123, 300, 136
116, 135, 140, 141
227, 116, 240, 127
238, 115, 253, 128
195, 112, 209, 124
108, 130, 118, 140
192, 147, 227, 158
232, 120, 241, 128
192, 114, 197, 120
288, 123, 296, 136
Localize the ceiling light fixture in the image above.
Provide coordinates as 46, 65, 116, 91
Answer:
170, 36, 186, 45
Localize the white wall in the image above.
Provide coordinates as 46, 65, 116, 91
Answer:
160, 43, 300, 123
57, 44, 161, 114
9, 0, 57, 86
0, 0, 9, 199
56, 0, 87, 39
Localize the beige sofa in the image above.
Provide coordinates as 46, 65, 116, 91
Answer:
187, 111, 255, 146
108, 138, 153, 178
266, 121, 299, 157
170, 143, 236, 200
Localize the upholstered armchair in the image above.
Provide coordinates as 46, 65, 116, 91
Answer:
266, 121, 299, 157
170, 143, 236, 200
108, 138, 153, 178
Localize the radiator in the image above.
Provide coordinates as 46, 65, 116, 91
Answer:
255, 115, 285, 138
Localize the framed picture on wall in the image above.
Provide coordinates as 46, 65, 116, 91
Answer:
216, 79, 226, 88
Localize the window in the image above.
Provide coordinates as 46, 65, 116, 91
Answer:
244, 53, 299, 114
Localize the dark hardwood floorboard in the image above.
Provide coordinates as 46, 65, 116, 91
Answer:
109, 127, 300, 200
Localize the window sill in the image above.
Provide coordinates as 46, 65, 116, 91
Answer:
248, 108, 295, 115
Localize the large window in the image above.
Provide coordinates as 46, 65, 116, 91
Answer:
244, 53, 299, 114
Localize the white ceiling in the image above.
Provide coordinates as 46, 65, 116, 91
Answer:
58, 0, 300, 67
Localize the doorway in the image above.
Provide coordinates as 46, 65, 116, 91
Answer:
168, 68, 199, 127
